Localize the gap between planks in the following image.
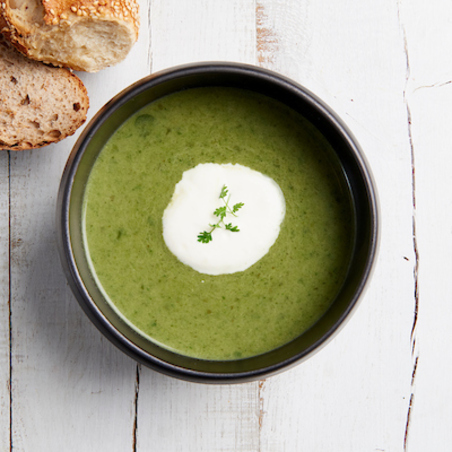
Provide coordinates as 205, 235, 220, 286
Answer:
398, 1, 420, 449
8, 151, 13, 452
132, 3, 151, 448
132, 364, 141, 452
255, 2, 278, 447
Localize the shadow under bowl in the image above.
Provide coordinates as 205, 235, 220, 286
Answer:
57, 62, 378, 384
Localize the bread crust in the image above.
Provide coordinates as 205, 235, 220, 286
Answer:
0, 34, 89, 151
0, 0, 139, 72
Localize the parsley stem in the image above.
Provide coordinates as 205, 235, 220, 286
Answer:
197, 185, 244, 243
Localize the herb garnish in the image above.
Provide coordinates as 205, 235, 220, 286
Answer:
197, 185, 244, 243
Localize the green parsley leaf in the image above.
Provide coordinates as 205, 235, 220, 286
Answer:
197, 185, 244, 243
232, 202, 244, 214
214, 206, 227, 219
197, 231, 213, 243
225, 223, 240, 232
219, 185, 228, 199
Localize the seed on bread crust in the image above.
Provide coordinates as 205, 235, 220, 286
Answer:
0, 0, 139, 71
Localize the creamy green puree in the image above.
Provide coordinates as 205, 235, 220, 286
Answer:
82, 87, 353, 360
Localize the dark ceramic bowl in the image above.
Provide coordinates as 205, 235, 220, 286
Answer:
57, 62, 378, 383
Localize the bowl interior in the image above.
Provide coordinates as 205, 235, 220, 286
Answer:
59, 64, 377, 382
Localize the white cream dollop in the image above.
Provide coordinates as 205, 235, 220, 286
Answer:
162, 163, 286, 275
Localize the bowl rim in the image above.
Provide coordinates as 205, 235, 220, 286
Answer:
57, 61, 379, 384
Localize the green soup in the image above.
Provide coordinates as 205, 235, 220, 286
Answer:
82, 87, 353, 360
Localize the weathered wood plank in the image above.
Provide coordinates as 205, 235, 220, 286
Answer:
135, 2, 260, 451
150, 0, 256, 72
256, 0, 415, 450
0, 152, 10, 451
405, 82, 452, 452
399, 1, 452, 448
137, 371, 260, 452
9, 144, 137, 451
5, 0, 452, 449
8, 0, 152, 449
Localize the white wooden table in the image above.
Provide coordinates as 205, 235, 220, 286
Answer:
1, 0, 451, 450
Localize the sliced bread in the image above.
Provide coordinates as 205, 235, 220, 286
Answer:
0, 0, 139, 72
0, 34, 89, 151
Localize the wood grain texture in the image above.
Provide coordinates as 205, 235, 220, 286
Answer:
149, 0, 256, 72
135, 2, 261, 451
0, 152, 10, 451
2, 0, 452, 450
405, 84, 452, 451
399, 1, 452, 449
256, 0, 416, 450
9, 144, 137, 451
7, 0, 152, 449
137, 370, 260, 451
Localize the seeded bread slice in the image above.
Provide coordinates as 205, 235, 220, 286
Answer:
0, 34, 89, 151
0, 0, 139, 72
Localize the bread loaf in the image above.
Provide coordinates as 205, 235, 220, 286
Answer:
0, 34, 89, 150
0, 0, 139, 72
